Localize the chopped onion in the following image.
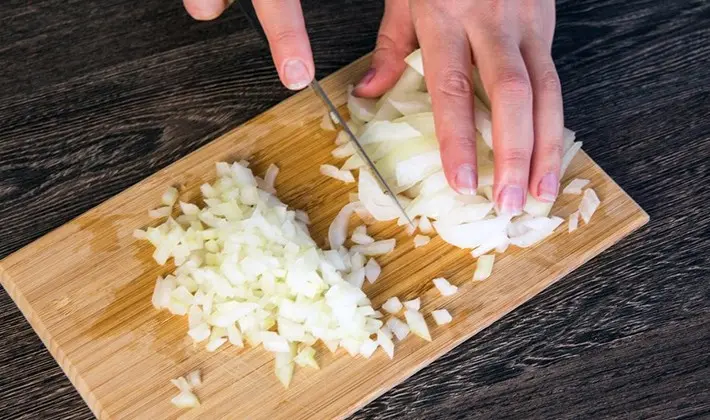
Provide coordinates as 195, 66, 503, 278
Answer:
568, 211, 580, 233
350, 239, 396, 256
328, 202, 359, 249
186, 370, 202, 388
320, 112, 336, 131
295, 209, 310, 225
347, 90, 377, 122
561, 141, 583, 177
161, 187, 179, 207
332, 142, 356, 159
352, 228, 375, 245
264, 164, 280, 190
431, 309, 452, 325
382, 297, 403, 314
432, 277, 458, 296
364, 258, 381, 284
413, 235, 431, 248
404, 310, 431, 341
171, 390, 200, 408
509, 216, 563, 248
171, 376, 191, 393
294, 346, 319, 369
580, 188, 600, 223
470, 233, 509, 258
377, 329, 395, 359
345, 268, 366, 289
563, 178, 590, 195
418, 216, 433, 234
359, 338, 379, 358
403, 298, 421, 311
373, 310, 384, 319
473, 255, 495, 281
386, 317, 410, 341
404, 49, 424, 76
320, 164, 355, 183
149, 206, 172, 219
434, 215, 511, 249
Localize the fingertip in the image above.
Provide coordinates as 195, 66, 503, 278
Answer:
533, 171, 559, 203
281, 58, 314, 91
183, 0, 229, 20
453, 163, 478, 195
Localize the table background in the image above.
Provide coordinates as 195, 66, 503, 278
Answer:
1, 0, 708, 418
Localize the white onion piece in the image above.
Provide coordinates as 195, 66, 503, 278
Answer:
332, 142, 356, 159
274, 347, 295, 388
434, 215, 511, 249
509, 216, 564, 248
444, 202, 494, 225
404, 310, 431, 341
431, 309, 452, 325
432, 278, 458, 296
342, 154, 366, 170
561, 141, 583, 177
418, 216, 433, 234
347, 90, 377, 122
473, 255, 495, 281
470, 233, 509, 258
352, 231, 375, 245
320, 112, 336, 131
359, 121, 422, 145
563, 178, 590, 195
386, 317, 410, 341
364, 258, 381, 284
334, 130, 350, 146
294, 346, 319, 369
419, 171, 448, 196
320, 164, 355, 183
580, 188, 600, 223
413, 235, 431, 248
186, 370, 202, 388
568, 211, 580, 233
359, 338, 379, 358
295, 209, 310, 225
382, 297, 403, 314
350, 239, 396, 256
171, 390, 200, 408
377, 329, 395, 359
396, 150, 442, 187
523, 193, 554, 217
358, 170, 401, 221
149, 206, 172, 219
264, 164, 279, 190
345, 268, 366, 289
161, 187, 179, 206
388, 91, 432, 115
328, 202, 359, 249
171, 376, 192, 393
404, 49, 424, 75
372, 310, 384, 319
403, 298, 421, 311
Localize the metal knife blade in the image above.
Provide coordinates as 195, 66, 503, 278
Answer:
237, 0, 414, 226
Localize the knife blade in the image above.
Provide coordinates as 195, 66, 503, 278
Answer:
236, 0, 414, 227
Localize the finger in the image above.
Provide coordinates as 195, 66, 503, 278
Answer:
521, 38, 564, 202
253, 0, 314, 90
412, 9, 477, 195
183, 0, 230, 21
471, 35, 534, 215
354, 0, 417, 97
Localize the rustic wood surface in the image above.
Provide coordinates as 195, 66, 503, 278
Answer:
0, 0, 707, 419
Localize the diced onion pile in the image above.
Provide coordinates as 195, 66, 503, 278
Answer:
170, 370, 202, 408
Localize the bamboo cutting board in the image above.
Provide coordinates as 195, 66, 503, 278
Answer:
0, 54, 648, 420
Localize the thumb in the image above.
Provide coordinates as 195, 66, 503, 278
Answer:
354, 0, 417, 98
183, 0, 231, 21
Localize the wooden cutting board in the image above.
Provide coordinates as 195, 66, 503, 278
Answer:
0, 54, 648, 420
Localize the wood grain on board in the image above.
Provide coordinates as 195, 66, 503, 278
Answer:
0, 54, 647, 419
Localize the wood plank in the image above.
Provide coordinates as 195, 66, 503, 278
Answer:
0, 54, 648, 420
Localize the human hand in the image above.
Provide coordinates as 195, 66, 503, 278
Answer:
355, 0, 563, 215
183, 0, 315, 90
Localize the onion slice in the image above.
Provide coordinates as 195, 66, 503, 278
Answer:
432, 278, 458, 296
579, 188, 600, 223
431, 309, 452, 325
563, 178, 590, 195
473, 255, 495, 281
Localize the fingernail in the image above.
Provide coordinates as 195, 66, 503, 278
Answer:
283, 59, 311, 90
356, 68, 376, 90
497, 185, 524, 216
455, 164, 477, 195
538, 172, 559, 202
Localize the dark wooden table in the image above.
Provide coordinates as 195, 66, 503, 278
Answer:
1, 0, 708, 418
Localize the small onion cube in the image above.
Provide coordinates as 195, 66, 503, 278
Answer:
294, 346, 319, 369
161, 187, 179, 206
170, 377, 191, 393
359, 338, 379, 358
568, 211, 580, 233
382, 297, 403, 314
372, 310, 384, 319
431, 309, 452, 325
149, 206, 172, 219
386, 317, 410, 341
563, 178, 590, 195
364, 258, 381, 284
351, 239, 396, 256
403, 298, 421, 311
186, 370, 202, 388
473, 255, 495, 281
418, 216, 433, 234
580, 188, 600, 224
320, 112, 336, 131
171, 390, 200, 408
377, 329, 395, 359
320, 164, 355, 183
404, 310, 431, 341
413, 235, 430, 248
432, 278, 458, 296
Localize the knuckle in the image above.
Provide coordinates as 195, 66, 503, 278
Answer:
500, 147, 532, 166
272, 28, 302, 45
495, 72, 532, 103
537, 67, 561, 94
436, 69, 473, 98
